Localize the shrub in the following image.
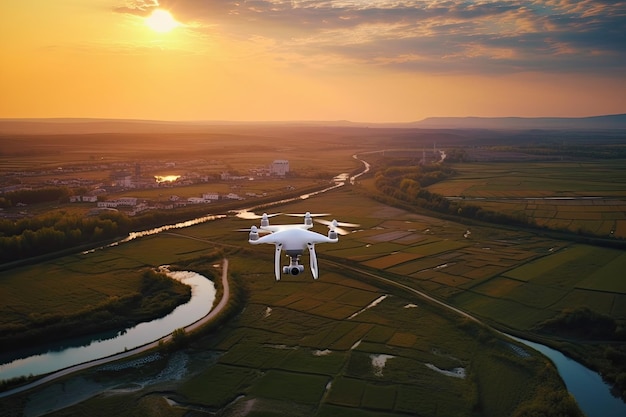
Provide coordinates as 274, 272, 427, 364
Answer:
534, 307, 617, 340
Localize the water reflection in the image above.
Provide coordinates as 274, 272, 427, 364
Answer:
510, 336, 626, 417
154, 175, 181, 183
83, 214, 225, 254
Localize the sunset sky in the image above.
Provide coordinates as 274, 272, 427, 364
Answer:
1, 1, 624, 122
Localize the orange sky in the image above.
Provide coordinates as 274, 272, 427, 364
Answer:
1, 1, 624, 122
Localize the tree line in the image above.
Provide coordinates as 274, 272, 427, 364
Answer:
0, 198, 225, 263
0, 210, 132, 262
0, 181, 336, 264
373, 161, 531, 228
0, 207, 227, 263
371, 158, 626, 250
0, 186, 82, 208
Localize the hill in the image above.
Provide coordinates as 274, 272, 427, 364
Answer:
414, 114, 626, 130
1, 114, 625, 134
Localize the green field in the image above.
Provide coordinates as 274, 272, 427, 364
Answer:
166, 251, 559, 417
0, 187, 585, 416
5, 131, 626, 415
427, 160, 626, 238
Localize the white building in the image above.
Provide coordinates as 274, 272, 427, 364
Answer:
97, 201, 119, 208
118, 197, 138, 206
188, 197, 210, 204
111, 171, 133, 188
202, 192, 220, 201
225, 193, 243, 200
96, 197, 138, 208
70, 195, 98, 203
128, 203, 149, 216
270, 160, 289, 176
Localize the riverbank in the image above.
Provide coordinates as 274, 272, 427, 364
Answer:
0, 269, 191, 357
0, 258, 230, 398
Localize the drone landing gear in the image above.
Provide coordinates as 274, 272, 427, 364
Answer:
283, 255, 305, 276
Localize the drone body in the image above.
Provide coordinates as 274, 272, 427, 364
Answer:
247, 212, 353, 280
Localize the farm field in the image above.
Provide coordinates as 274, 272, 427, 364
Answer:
3, 126, 626, 414
0, 187, 586, 416
175, 257, 559, 417
328, 191, 626, 331
426, 160, 626, 238
0, 126, 369, 177
4, 255, 566, 417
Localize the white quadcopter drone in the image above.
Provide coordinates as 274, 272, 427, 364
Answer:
245, 212, 358, 280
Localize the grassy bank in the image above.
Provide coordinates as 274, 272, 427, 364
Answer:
0, 268, 191, 354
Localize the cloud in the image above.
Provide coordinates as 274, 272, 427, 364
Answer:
114, 0, 626, 74
114, 0, 161, 16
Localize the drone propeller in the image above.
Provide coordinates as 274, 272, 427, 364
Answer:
285, 212, 331, 218
284, 211, 329, 227
315, 218, 360, 228
235, 211, 282, 220
236, 227, 271, 233
315, 218, 360, 236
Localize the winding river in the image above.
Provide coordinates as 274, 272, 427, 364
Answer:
1, 155, 624, 416
0, 269, 215, 382
510, 336, 626, 417
0, 169, 359, 383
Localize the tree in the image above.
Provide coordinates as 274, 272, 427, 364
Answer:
169, 328, 188, 350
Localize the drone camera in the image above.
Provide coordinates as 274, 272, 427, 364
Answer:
283, 265, 305, 275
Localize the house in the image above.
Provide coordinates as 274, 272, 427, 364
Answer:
202, 192, 220, 201
118, 197, 138, 206
271, 160, 289, 176
96, 197, 137, 208
70, 195, 98, 203
97, 200, 119, 208
111, 172, 133, 188
188, 197, 210, 204
225, 193, 243, 200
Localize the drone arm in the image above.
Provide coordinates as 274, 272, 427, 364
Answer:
274, 243, 283, 281
251, 233, 277, 244
307, 242, 319, 279
308, 234, 338, 244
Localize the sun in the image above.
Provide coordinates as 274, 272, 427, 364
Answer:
145, 9, 180, 33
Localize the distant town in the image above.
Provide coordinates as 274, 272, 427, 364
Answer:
0, 159, 292, 219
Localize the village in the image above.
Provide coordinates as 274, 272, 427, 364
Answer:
0, 159, 293, 219
75, 159, 291, 216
